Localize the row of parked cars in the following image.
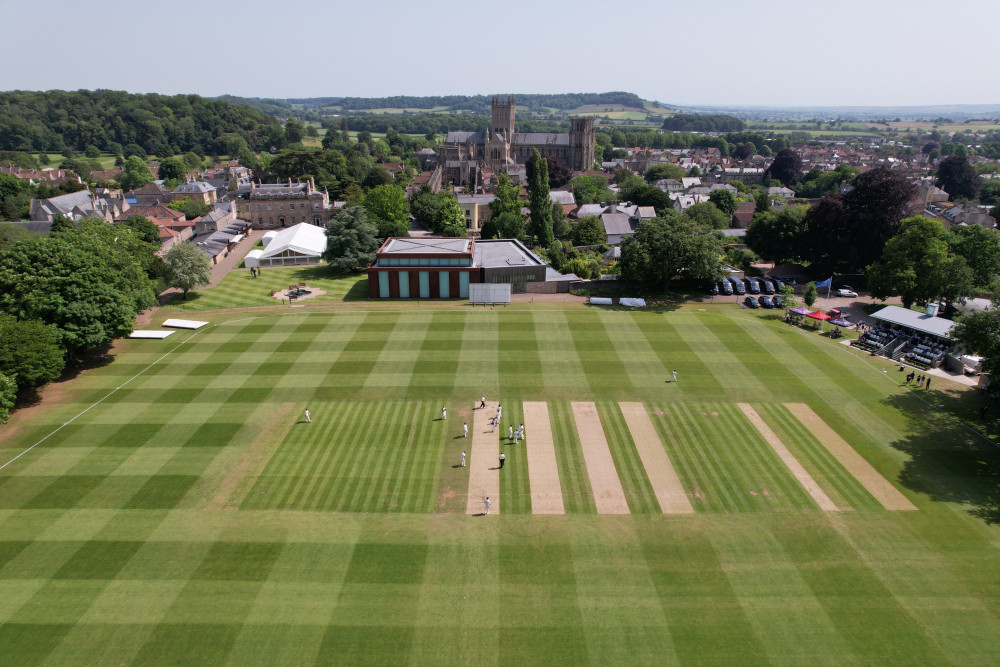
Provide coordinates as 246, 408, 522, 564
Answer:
707, 276, 787, 297
743, 295, 784, 309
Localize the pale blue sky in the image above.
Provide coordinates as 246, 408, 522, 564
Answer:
1, 0, 998, 107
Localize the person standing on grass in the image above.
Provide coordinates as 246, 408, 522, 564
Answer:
463, 422, 468, 438
519, 424, 524, 439
926, 377, 931, 390
442, 406, 447, 420
484, 496, 490, 514
304, 408, 311, 423
499, 452, 505, 469
461, 451, 466, 467
671, 370, 677, 383
480, 395, 486, 409
508, 425, 513, 440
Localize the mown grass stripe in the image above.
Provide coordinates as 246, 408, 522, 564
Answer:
498, 400, 531, 514
635, 312, 726, 395
534, 312, 589, 397
565, 311, 632, 398
759, 404, 882, 511
498, 315, 543, 399
670, 314, 772, 399
596, 401, 657, 514
672, 403, 751, 512
648, 402, 710, 513
548, 401, 595, 514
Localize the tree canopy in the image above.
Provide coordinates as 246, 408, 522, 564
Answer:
119, 156, 154, 191
619, 216, 723, 288
323, 205, 380, 272
572, 216, 605, 246
0, 314, 64, 388
949, 225, 1000, 287
163, 241, 212, 299
527, 149, 554, 247
936, 155, 981, 200
571, 174, 612, 205
866, 216, 973, 309
764, 149, 803, 186
168, 197, 211, 221
708, 189, 737, 218
0, 89, 285, 154
798, 168, 916, 275
0, 220, 155, 354
745, 206, 807, 264
363, 184, 410, 240
952, 309, 1000, 379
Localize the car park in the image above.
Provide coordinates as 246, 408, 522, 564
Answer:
771, 277, 784, 291
719, 279, 733, 295
707, 282, 719, 295
729, 277, 746, 294
836, 288, 858, 298
759, 279, 775, 294
744, 277, 760, 294
744, 296, 759, 308
759, 296, 774, 308
773, 294, 784, 308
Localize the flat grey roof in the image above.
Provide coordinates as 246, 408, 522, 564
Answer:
871, 305, 955, 339
381, 237, 472, 254
473, 239, 545, 268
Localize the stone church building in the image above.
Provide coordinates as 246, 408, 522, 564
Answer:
437, 97, 595, 187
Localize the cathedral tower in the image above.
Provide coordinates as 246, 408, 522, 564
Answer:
491, 96, 515, 139
569, 117, 596, 171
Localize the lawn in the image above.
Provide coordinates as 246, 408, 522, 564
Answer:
1, 303, 999, 665
162, 265, 369, 311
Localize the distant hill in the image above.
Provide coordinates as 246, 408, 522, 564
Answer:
672, 103, 1000, 122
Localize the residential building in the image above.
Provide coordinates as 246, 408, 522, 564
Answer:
29, 189, 129, 222
173, 180, 218, 205
235, 178, 332, 229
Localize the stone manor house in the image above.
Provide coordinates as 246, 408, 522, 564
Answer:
437, 97, 595, 187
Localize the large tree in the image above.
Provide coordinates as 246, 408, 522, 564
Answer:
163, 241, 212, 299
682, 202, 729, 230
745, 206, 807, 264
480, 211, 524, 241
619, 216, 723, 288
0, 314, 64, 387
0, 226, 154, 354
158, 157, 187, 184
798, 168, 916, 274
168, 197, 211, 221
936, 155, 981, 201
323, 204, 380, 272
643, 164, 686, 183
708, 189, 737, 218
572, 216, 605, 246
119, 156, 154, 191
866, 216, 973, 309
953, 309, 1000, 378
0, 372, 14, 424
363, 184, 410, 239
950, 225, 1000, 287
571, 174, 612, 205
488, 173, 522, 219
527, 149, 553, 246
764, 149, 803, 186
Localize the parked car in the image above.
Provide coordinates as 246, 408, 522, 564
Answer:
744, 277, 760, 294
759, 279, 775, 294
759, 296, 774, 308
729, 276, 746, 294
744, 296, 759, 308
706, 282, 719, 295
836, 288, 858, 298
771, 277, 785, 291
773, 294, 785, 308
719, 279, 733, 295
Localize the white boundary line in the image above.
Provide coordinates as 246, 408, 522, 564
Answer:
0, 316, 261, 472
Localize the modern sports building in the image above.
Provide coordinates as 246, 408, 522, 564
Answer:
367, 237, 548, 299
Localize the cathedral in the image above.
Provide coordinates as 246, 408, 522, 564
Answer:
436, 97, 595, 187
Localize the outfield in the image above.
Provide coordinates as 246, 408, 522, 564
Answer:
2, 303, 1000, 665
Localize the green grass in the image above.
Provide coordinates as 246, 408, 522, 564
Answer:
162, 266, 368, 311
1, 304, 1000, 664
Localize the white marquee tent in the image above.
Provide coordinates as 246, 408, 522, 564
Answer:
254, 223, 327, 268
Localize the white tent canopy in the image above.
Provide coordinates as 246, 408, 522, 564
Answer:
255, 223, 327, 267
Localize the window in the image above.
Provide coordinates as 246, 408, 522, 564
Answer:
266, 205, 272, 211
300, 203, 305, 210
313, 203, 319, 209
278, 205, 283, 211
